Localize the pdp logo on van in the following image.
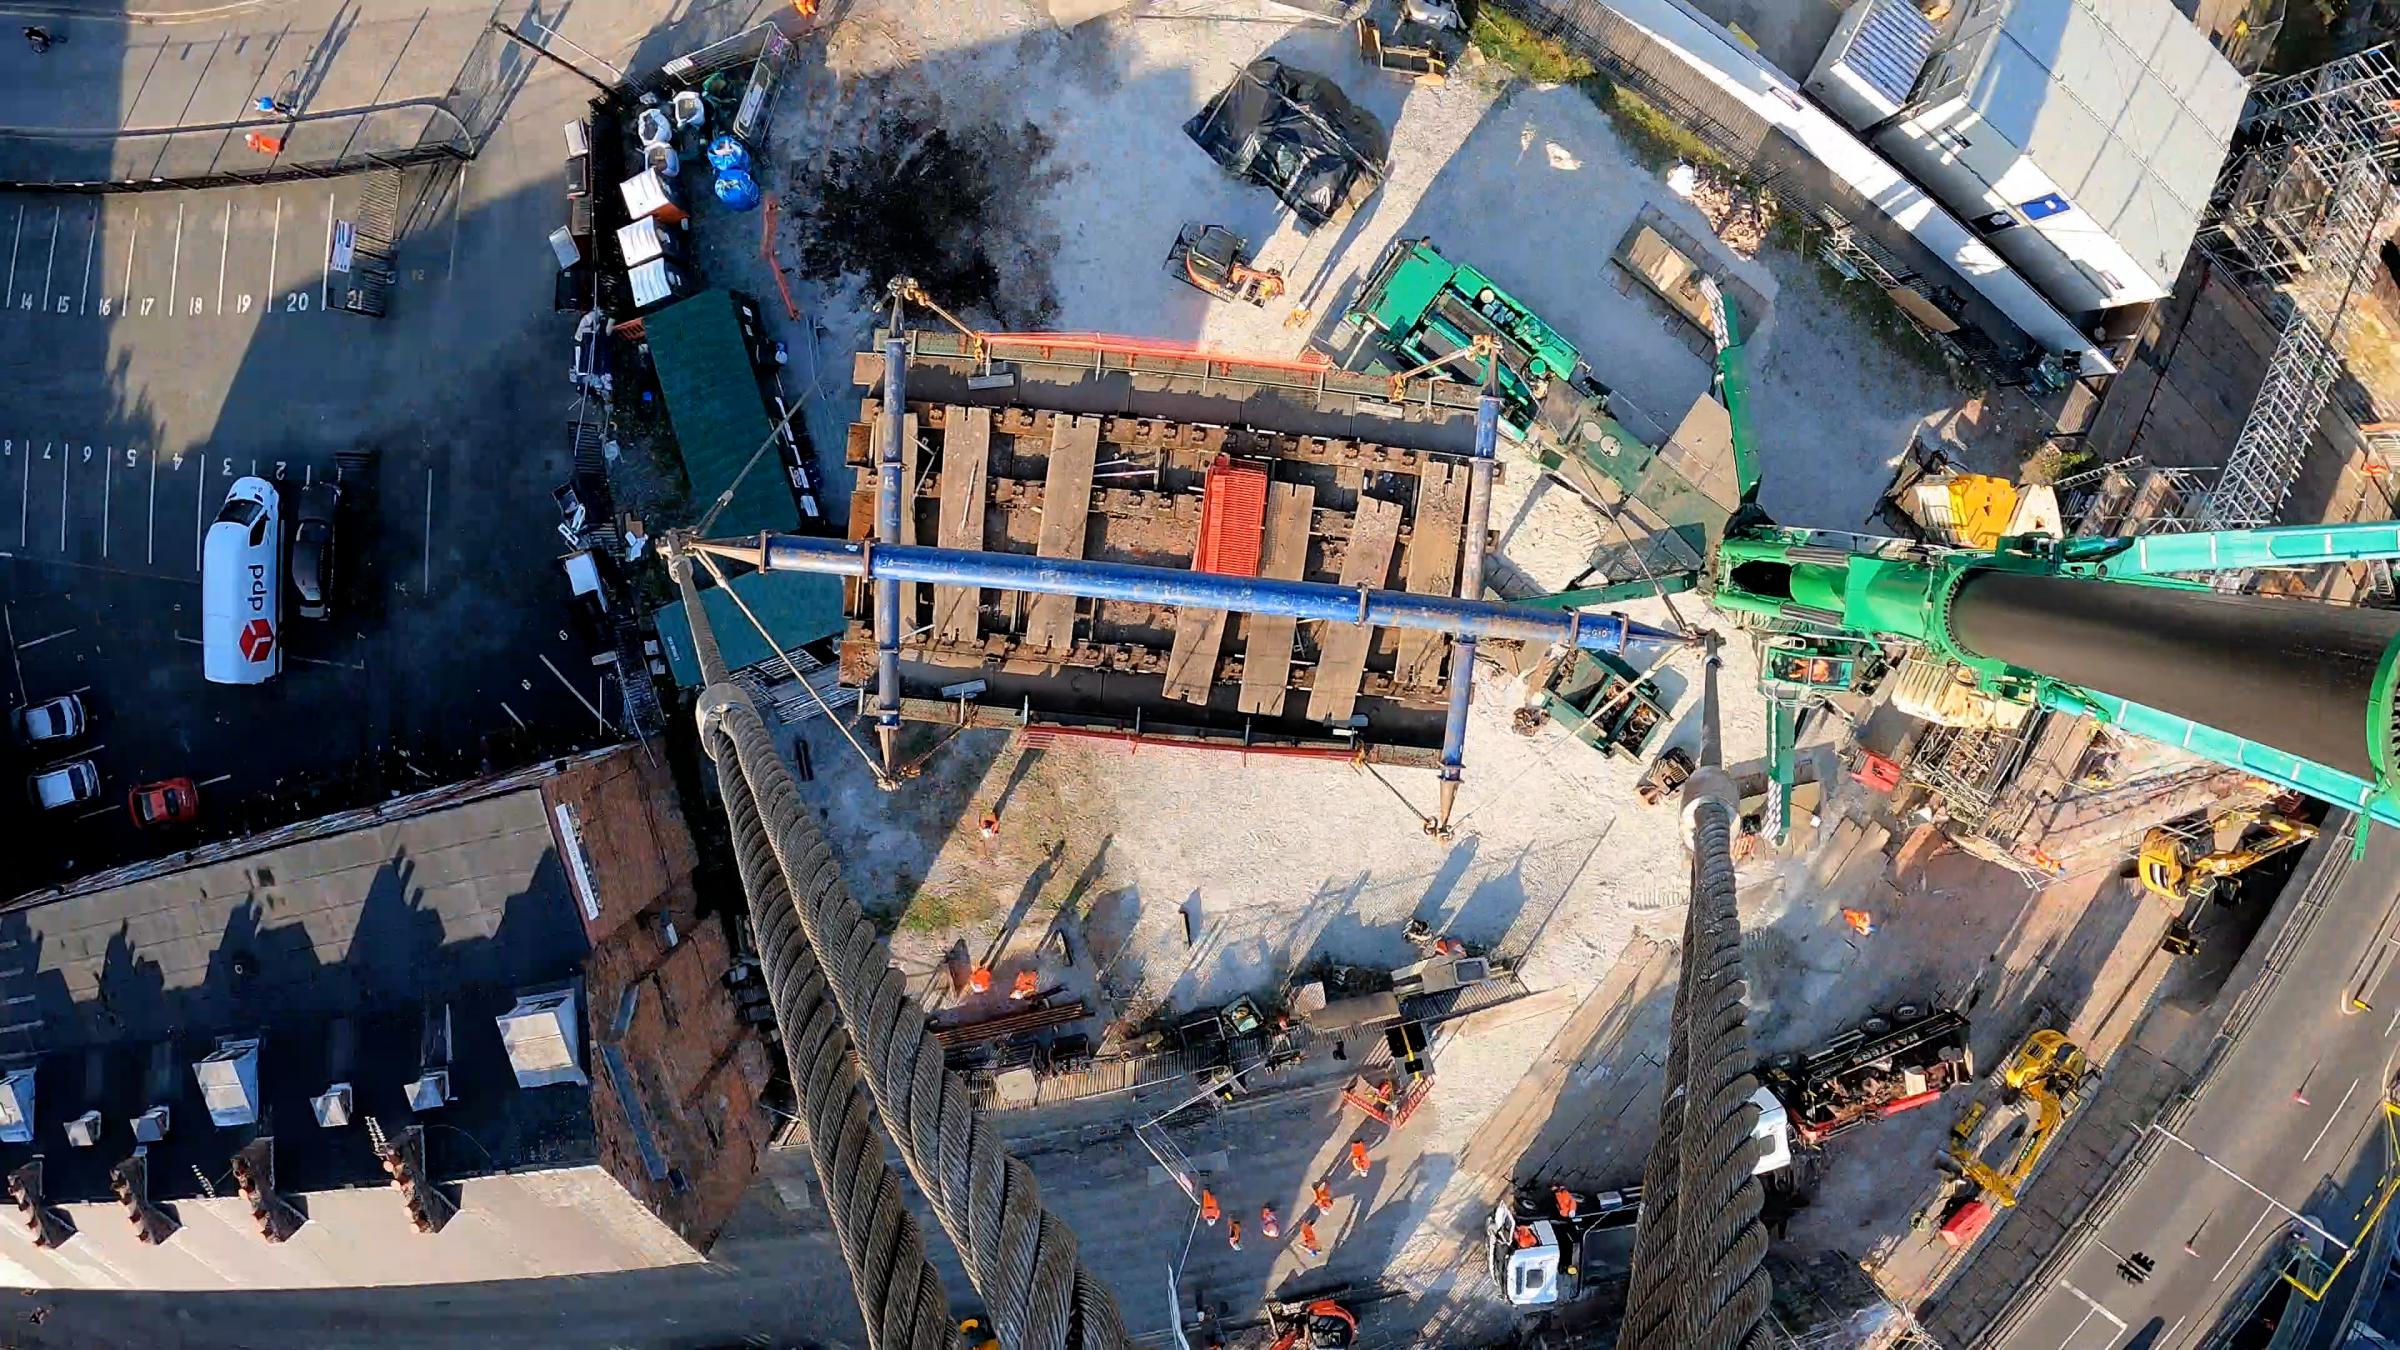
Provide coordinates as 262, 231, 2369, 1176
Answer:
202, 478, 284, 686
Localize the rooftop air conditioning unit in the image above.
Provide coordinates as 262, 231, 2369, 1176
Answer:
192, 1037, 263, 1127
497, 987, 588, 1089
63, 1110, 101, 1148
406, 1070, 452, 1113
312, 1083, 354, 1129
0, 1068, 34, 1144
133, 1105, 170, 1143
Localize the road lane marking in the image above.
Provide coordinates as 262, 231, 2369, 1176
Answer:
39, 208, 56, 313
77, 204, 96, 315
2051, 1279, 2125, 1348
5, 205, 20, 304
216, 200, 230, 315
15, 628, 74, 650
2213, 1204, 2273, 1282
197, 773, 230, 787
121, 207, 139, 315
164, 203, 183, 319
265, 194, 280, 312
2306, 1077, 2363, 1161
320, 191, 333, 311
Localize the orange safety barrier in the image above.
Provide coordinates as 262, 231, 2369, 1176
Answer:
980, 331, 1334, 374
761, 196, 800, 322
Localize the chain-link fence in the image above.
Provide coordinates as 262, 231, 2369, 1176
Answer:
1487, 0, 2041, 372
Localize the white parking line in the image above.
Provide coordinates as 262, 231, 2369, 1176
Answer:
99, 451, 110, 558
146, 449, 156, 565
0, 606, 17, 701
56, 443, 67, 551
196, 772, 231, 787
39, 208, 57, 313
164, 203, 183, 319
15, 627, 74, 650
77, 205, 96, 316
4, 204, 20, 303
265, 195, 280, 313
121, 207, 138, 315
216, 200, 230, 315
14, 436, 24, 546
422, 466, 434, 592
320, 191, 334, 311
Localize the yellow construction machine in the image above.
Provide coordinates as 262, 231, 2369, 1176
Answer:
1934, 1028, 2100, 1247
2137, 806, 2318, 904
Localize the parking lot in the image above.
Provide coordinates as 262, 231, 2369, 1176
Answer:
0, 162, 610, 886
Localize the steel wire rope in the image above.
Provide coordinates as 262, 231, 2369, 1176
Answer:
673, 543, 1132, 1350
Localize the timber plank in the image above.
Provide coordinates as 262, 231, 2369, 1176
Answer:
1163, 610, 1230, 705
1306, 495, 1402, 722
1025, 415, 1100, 652
933, 406, 992, 646
1237, 483, 1316, 716
1394, 463, 1468, 688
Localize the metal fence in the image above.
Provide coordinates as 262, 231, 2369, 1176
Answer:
1487, 0, 2029, 368
0, 0, 547, 194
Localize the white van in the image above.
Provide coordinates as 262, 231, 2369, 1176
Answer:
202, 477, 283, 685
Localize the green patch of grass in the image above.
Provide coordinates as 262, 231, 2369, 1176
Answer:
894, 886, 998, 936
1578, 72, 1728, 173
1469, 9, 1595, 84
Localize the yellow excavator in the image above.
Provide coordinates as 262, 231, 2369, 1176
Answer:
2137, 806, 2318, 904
1934, 1028, 2100, 1247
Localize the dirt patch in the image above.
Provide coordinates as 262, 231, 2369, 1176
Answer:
780, 86, 1063, 327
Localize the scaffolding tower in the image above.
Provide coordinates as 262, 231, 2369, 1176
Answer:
2193, 48, 2400, 536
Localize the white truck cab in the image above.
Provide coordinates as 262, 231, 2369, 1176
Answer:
202, 477, 283, 685
1488, 1186, 1642, 1308
1750, 1084, 1793, 1174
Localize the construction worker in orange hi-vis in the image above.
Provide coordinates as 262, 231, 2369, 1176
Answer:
1259, 1204, 1281, 1238
1200, 1189, 1221, 1226
1372, 1080, 1396, 1109
1554, 1186, 1578, 1220
1348, 1140, 1370, 1177
1010, 969, 1040, 1001
1227, 1219, 1242, 1250
1297, 1220, 1321, 1258
1311, 1180, 1333, 1213
968, 966, 993, 994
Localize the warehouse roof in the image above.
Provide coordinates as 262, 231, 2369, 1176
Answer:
1965, 0, 2246, 290
0, 788, 590, 1054
646, 289, 799, 538
652, 568, 846, 688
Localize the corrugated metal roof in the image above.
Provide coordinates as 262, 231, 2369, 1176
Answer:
1193, 455, 1268, 576
643, 290, 797, 537
651, 569, 846, 688
1840, 0, 1939, 110
1965, 0, 2247, 289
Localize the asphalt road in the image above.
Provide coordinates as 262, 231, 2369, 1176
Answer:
2002, 820, 2400, 1348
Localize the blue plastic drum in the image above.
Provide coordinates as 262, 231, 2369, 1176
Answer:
707, 135, 751, 172
714, 166, 762, 211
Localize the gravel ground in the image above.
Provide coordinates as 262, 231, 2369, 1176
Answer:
664, 0, 2031, 1325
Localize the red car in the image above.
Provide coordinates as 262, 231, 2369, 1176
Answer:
128, 779, 199, 828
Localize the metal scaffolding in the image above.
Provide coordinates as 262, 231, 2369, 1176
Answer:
2193, 48, 2400, 536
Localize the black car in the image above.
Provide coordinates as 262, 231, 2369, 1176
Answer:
292, 482, 339, 620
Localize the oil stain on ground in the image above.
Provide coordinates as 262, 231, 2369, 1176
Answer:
781, 86, 1063, 328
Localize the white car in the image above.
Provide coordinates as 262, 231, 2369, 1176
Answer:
13, 693, 87, 747
28, 759, 99, 811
